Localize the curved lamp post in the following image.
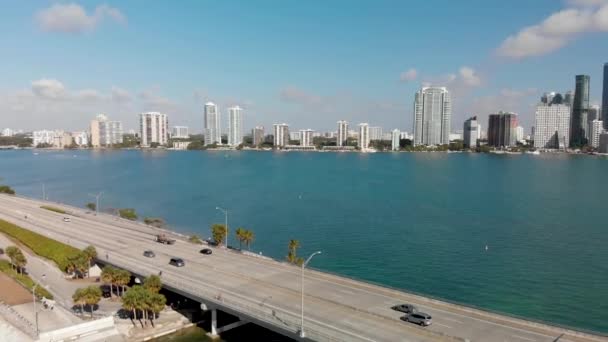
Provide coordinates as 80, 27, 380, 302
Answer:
300, 251, 321, 338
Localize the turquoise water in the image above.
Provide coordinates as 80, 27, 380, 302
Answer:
1, 150, 607, 333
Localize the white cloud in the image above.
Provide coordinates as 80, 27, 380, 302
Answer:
74, 89, 103, 101
421, 66, 482, 89
279, 86, 323, 106
111, 86, 132, 103
36, 3, 126, 33
458, 67, 481, 87
399, 68, 418, 82
497, 2, 608, 58
31, 79, 66, 99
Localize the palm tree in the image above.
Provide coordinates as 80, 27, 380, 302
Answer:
287, 239, 300, 264
242, 230, 255, 250
114, 269, 131, 296
101, 266, 116, 298
5, 246, 26, 273
235, 227, 245, 250
83, 286, 102, 318
211, 224, 227, 246
148, 292, 166, 327
121, 286, 139, 321
72, 288, 86, 316
143, 275, 162, 294
82, 246, 97, 276
14, 251, 27, 274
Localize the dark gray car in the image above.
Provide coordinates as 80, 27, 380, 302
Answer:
143, 250, 155, 258
392, 304, 417, 314
169, 257, 185, 267
403, 312, 432, 326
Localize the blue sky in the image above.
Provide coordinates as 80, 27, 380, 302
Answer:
1, 0, 607, 134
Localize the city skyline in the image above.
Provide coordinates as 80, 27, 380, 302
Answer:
1, 1, 608, 133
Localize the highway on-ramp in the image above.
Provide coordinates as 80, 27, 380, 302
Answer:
0, 195, 605, 342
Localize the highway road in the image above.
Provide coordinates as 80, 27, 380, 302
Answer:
0, 194, 605, 342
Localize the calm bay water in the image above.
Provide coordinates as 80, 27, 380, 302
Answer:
1, 150, 606, 333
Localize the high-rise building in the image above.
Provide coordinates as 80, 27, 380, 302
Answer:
564, 91, 574, 107
570, 75, 590, 147
227, 106, 243, 147
600, 132, 608, 153
358, 123, 369, 150
413, 87, 451, 146
172, 126, 189, 139
300, 129, 314, 147
71, 131, 88, 146
89, 114, 105, 147
602, 63, 608, 129
369, 126, 383, 141
515, 126, 524, 142
391, 129, 400, 151
463, 116, 479, 148
589, 120, 603, 148
252, 126, 264, 146
204, 102, 221, 145
273, 123, 289, 147
289, 131, 301, 141
337, 120, 348, 147
90, 114, 122, 147
534, 98, 570, 149
488, 112, 518, 147
140, 112, 168, 147
33, 130, 55, 146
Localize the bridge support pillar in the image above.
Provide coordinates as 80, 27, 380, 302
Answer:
207, 308, 247, 339
210, 309, 218, 336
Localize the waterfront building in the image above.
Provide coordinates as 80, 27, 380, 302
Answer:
71, 131, 88, 146
252, 126, 264, 146
603, 63, 608, 129
516, 126, 525, 142
463, 116, 479, 148
289, 131, 301, 141
53, 131, 72, 148
358, 123, 370, 150
172, 126, 189, 139
488, 112, 518, 147
534, 100, 570, 149
300, 129, 314, 147
204, 102, 221, 145
2, 128, 13, 137
570, 75, 590, 147
337, 121, 348, 147
140, 112, 168, 147
369, 126, 383, 141
413, 87, 451, 146
400, 131, 413, 140
33, 130, 55, 146
273, 123, 289, 147
449, 132, 462, 141
600, 132, 608, 153
589, 120, 604, 148
91, 114, 123, 147
391, 129, 400, 151
172, 141, 191, 150
89, 114, 104, 147
228, 106, 243, 147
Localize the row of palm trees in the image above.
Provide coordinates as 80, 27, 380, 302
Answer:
101, 265, 132, 297
72, 286, 102, 317
122, 275, 166, 328
5, 246, 27, 274
66, 245, 97, 278
235, 227, 254, 250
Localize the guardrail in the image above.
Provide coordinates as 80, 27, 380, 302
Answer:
0, 300, 37, 338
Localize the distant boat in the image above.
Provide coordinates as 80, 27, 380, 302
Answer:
33, 152, 39, 155
526, 150, 540, 155
485, 245, 488, 251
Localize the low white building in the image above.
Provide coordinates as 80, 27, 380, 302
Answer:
589, 120, 604, 148
2, 128, 14, 137
172, 141, 191, 150
172, 126, 189, 139
71, 131, 88, 146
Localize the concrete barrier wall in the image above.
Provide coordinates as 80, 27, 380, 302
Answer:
36, 316, 114, 342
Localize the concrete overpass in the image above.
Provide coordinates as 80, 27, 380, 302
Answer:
0, 195, 605, 342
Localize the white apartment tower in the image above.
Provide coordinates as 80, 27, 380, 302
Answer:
358, 123, 370, 150
337, 120, 348, 147
228, 106, 243, 147
589, 119, 604, 148
90, 114, 122, 147
172, 126, 189, 139
300, 129, 314, 147
140, 112, 168, 147
273, 123, 289, 147
369, 126, 383, 141
413, 87, 451, 146
252, 126, 265, 146
204, 102, 221, 145
391, 129, 400, 151
534, 101, 571, 149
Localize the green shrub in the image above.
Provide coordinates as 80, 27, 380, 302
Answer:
118, 208, 137, 221
188, 235, 203, 244
40, 206, 66, 214
0, 260, 53, 299
0, 219, 81, 272
0, 185, 16, 195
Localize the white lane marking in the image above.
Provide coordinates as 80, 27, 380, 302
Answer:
511, 334, 537, 341
433, 323, 452, 329
441, 316, 464, 324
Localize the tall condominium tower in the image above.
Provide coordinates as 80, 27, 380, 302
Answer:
337, 120, 348, 147
204, 102, 221, 145
300, 129, 314, 147
534, 96, 571, 149
358, 123, 370, 150
413, 87, 451, 146
228, 106, 243, 147
570, 75, 590, 147
140, 112, 168, 147
603, 63, 608, 129
589, 119, 604, 148
463, 116, 479, 148
391, 129, 400, 151
90, 114, 123, 147
488, 112, 518, 147
369, 126, 383, 141
273, 123, 289, 147
252, 126, 264, 146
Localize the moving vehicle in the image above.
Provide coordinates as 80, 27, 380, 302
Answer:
169, 257, 185, 267
63, 217, 71, 222
402, 312, 432, 326
155, 234, 176, 245
143, 250, 155, 258
200, 248, 212, 255
392, 304, 417, 314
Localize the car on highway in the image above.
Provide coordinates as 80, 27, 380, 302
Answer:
200, 248, 212, 255
169, 257, 185, 267
63, 217, 71, 222
143, 250, 155, 258
402, 312, 432, 326
392, 304, 417, 314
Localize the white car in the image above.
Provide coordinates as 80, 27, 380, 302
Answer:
63, 217, 71, 222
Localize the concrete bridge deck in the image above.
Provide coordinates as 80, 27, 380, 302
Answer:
0, 194, 605, 342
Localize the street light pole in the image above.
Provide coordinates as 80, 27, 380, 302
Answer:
300, 251, 322, 338
89, 192, 103, 215
216, 207, 228, 248
33, 274, 46, 337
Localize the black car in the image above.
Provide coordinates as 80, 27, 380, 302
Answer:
200, 248, 212, 255
101, 285, 112, 298
169, 257, 185, 267
143, 250, 155, 258
392, 304, 417, 314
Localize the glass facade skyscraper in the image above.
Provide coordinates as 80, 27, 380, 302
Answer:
602, 63, 608, 129
570, 75, 590, 147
